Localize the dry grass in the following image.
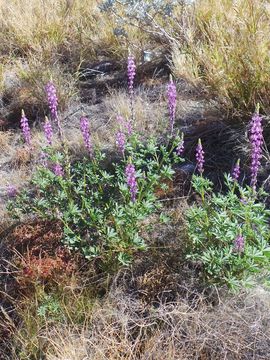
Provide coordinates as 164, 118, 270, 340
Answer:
100, 88, 168, 141
43, 285, 270, 360
173, 0, 270, 118
0, 0, 155, 124
0, 130, 13, 153
0, 0, 127, 63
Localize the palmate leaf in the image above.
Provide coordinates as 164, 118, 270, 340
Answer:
263, 248, 270, 258
118, 252, 132, 266
9, 126, 184, 268
187, 174, 270, 289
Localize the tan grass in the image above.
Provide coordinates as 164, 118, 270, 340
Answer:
0, 0, 114, 61
0, 130, 13, 153
44, 286, 270, 360
97, 88, 168, 148
173, 0, 270, 117
0, 0, 152, 122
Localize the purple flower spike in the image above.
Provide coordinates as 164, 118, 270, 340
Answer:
53, 163, 64, 177
20, 110, 31, 146
233, 235, 245, 253
125, 163, 138, 202
127, 55, 136, 121
167, 76, 177, 135
126, 120, 133, 137
176, 138, 184, 156
44, 116, 53, 145
249, 112, 263, 190
127, 55, 136, 96
196, 138, 205, 174
45, 81, 58, 120
40, 151, 48, 167
45, 81, 63, 140
117, 115, 133, 137
80, 117, 93, 157
117, 115, 125, 126
232, 159, 240, 182
7, 185, 17, 198
116, 131, 126, 155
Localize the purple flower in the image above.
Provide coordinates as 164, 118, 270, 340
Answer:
249, 113, 263, 190
20, 110, 31, 146
232, 159, 240, 182
125, 163, 138, 202
127, 55, 136, 96
80, 117, 93, 157
45, 81, 58, 120
40, 151, 48, 167
126, 120, 133, 137
53, 163, 64, 177
233, 235, 245, 253
167, 76, 177, 135
117, 115, 133, 137
43, 116, 53, 145
176, 138, 184, 156
196, 138, 205, 174
127, 55, 136, 121
7, 185, 17, 198
45, 81, 63, 140
117, 115, 125, 126
116, 131, 126, 155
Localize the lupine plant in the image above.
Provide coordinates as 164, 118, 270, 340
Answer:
7, 185, 17, 198
176, 134, 184, 156
9, 65, 185, 270
167, 75, 177, 135
249, 112, 263, 190
9, 121, 184, 269
195, 138, 204, 174
127, 54, 136, 121
20, 110, 31, 146
231, 159, 240, 182
45, 81, 63, 140
80, 116, 93, 157
186, 114, 270, 290
43, 116, 53, 146
186, 174, 270, 290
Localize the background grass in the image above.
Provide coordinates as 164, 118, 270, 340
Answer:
172, 0, 270, 118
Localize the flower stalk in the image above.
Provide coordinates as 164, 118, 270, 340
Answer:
127, 54, 136, 121
167, 75, 177, 136
20, 110, 31, 146
249, 111, 263, 190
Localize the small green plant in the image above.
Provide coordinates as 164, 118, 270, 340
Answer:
37, 294, 63, 321
186, 174, 270, 290
9, 133, 183, 269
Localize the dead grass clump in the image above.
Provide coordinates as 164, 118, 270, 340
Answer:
0, 0, 129, 63
44, 285, 270, 360
173, 0, 270, 118
9, 146, 32, 169
1, 59, 78, 126
0, 0, 141, 125
0, 130, 13, 152
98, 87, 168, 147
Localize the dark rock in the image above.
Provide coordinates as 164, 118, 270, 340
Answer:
79, 60, 122, 80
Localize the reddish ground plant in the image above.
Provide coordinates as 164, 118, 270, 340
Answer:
5, 220, 79, 291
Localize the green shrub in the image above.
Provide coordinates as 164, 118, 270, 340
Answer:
186, 174, 270, 290
8, 133, 183, 269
